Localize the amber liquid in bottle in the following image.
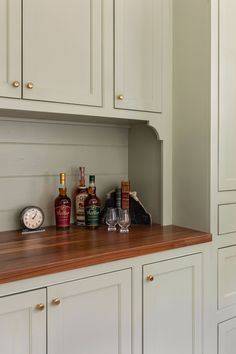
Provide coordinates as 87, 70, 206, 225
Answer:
84, 175, 101, 229
75, 167, 88, 226
55, 173, 71, 230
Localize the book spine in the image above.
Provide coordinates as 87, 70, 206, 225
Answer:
121, 181, 130, 209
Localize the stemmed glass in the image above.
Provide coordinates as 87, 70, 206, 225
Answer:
105, 208, 118, 231
118, 209, 130, 233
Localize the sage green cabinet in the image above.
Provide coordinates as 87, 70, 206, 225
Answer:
0, 0, 21, 98
114, 0, 163, 113
22, 0, 102, 106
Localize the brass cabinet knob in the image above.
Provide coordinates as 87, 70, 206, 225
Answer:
146, 275, 154, 282
35, 303, 45, 311
12, 81, 20, 88
52, 298, 61, 305
117, 94, 124, 100
26, 82, 34, 89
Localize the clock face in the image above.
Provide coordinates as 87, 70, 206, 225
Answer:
21, 207, 44, 230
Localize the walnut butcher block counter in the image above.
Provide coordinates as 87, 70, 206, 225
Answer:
0, 224, 212, 284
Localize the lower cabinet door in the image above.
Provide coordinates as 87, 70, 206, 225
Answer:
143, 253, 202, 354
0, 289, 46, 354
48, 269, 131, 354
218, 317, 236, 354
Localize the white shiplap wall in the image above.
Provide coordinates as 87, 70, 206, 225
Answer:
0, 118, 128, 231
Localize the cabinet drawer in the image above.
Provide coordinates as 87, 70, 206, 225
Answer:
218, 245, 236, 309
218, 204, 236, 235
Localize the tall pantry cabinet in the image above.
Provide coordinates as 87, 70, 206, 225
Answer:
173, 0, 236, 353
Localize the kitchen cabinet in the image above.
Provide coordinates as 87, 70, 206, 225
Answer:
0, 0, 171, 119
218, 0, 236, 191
114, 0, 163, 113
0, 0, 21, 98
47, 269, 131, 354
218, 317, 236, 354
143, 253, 202, 354
0, 269, 131, 354
22, 0, 102, 106
0, 289, 46, 354
218, 245, 236, 309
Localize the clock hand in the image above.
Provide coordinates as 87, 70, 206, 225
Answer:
32, 211, 38, 220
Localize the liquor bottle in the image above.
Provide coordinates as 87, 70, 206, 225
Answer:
55, 173, 71, 229
84, 175, 101, 229
75, 167, 88, 226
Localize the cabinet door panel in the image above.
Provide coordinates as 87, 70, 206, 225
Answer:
218, 245, 236, 309
0, 0, 21, 98
23, 0, 102, 106
115, 0, 162, 112
219, 317, 236, 354
48, 269, 131, 354
0, 289, 46, 354
143, 254, 202, 354
219, 0, 236, 190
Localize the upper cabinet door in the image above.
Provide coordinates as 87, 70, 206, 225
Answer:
219, 0, 236, 190
23, 0, 102, 106
114, 0, 163, 113
0, 0, 21, 98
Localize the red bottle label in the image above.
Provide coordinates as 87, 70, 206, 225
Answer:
55, 205, 71, 227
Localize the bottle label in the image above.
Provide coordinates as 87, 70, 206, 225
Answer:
55, 205, 71, 227
85, 205, 100, 227
75, 192, 87, 225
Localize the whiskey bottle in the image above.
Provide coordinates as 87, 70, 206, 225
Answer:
84, 175, 101, 229
55, 173, 71, 229
75, 167, 88, 226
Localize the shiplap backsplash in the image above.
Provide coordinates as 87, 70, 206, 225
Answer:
0, 118, 128, 231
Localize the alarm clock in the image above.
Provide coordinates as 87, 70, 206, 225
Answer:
20, 206, 45, 233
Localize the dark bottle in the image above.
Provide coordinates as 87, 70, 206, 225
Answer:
55, 173, 71, 229
84, 175, 101, 229
75, 167, 88, 226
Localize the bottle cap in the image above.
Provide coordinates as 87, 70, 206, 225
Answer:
89, 175, 95, 183
59, 173, 66, 185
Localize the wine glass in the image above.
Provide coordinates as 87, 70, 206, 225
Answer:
105, 208, 118, 231
118, 209, 130, 233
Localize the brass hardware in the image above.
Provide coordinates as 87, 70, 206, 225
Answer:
117, 94, 124, 100
35, 303, 45, 311
26, 82, 34, 89
52, 298, 61, 306
12, 81, 20, 88
146, 275, 154, 282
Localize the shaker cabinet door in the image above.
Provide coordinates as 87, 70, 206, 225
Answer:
219, 0, 236, 190
48, 269, 131, 354
0, 289, 46, 354
218, 317, 236, 354
143, 254, 202, 354
114, 0, 163, 113
0, 0, 21, 98
23, 0, 102, 106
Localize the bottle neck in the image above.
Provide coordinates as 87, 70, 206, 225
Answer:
88, 186, 96, 195
79, 179, 86, 188
59, 187, 67, 196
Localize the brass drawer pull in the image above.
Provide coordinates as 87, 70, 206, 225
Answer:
35, 303, 45, 311
146, 275, 154, 282
52, 298, 61, 305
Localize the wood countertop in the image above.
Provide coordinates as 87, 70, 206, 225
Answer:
0, 224, 212, 284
